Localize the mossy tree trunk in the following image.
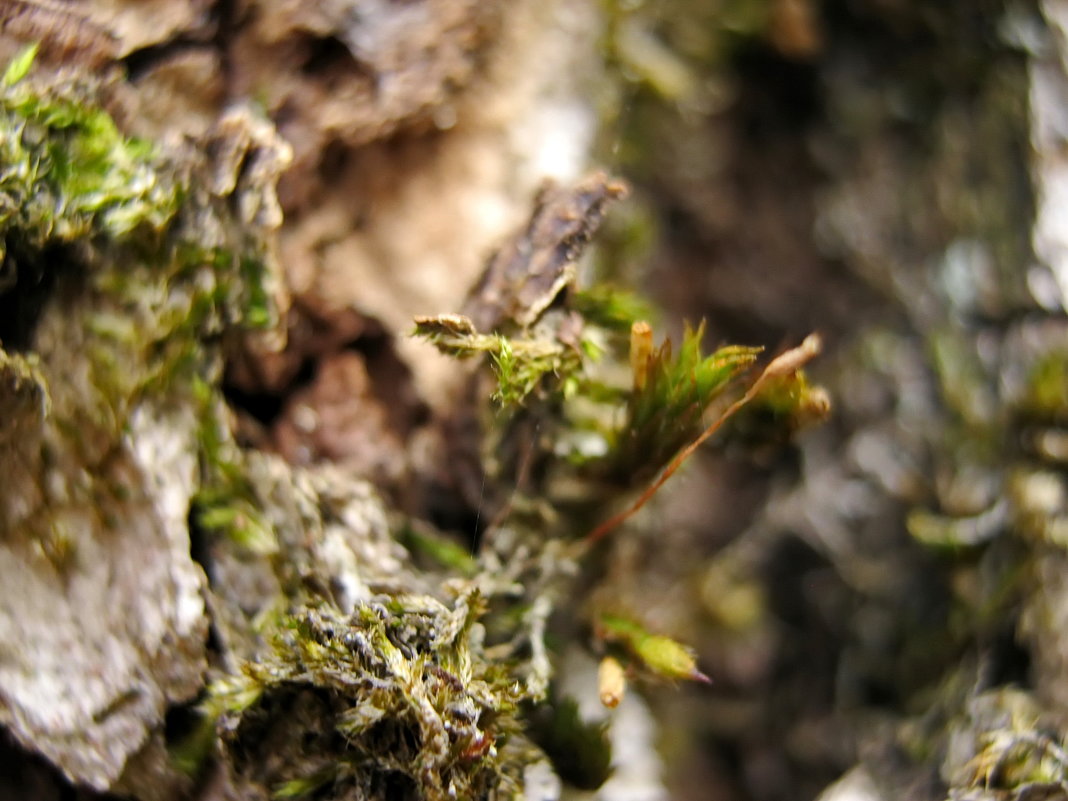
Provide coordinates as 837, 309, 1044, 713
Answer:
1, 3, 1067, 801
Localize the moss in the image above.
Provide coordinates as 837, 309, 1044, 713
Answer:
189, 377, 279, 555
1021, 350, 1068, 425
0, 45, 838, 799
945, 689, 1068, 794
405, 251, 828, 791
572, 285, 657, 332
211, 591, 538, 801
0, 49, 282, 559
597, 613, 709, 683
413, 315, 585, 408
600, 321, 762, 484
0, 46, 180, 251
402, 524, 481, 577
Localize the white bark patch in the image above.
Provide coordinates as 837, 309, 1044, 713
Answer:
0, 402, 208, 790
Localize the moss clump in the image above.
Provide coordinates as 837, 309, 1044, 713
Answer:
408, 236, 828, 789
211, 591, 537, 801
0, 44, 180, 253
943, 689, 1068, 796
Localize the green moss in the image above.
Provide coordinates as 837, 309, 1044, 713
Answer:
0, 49, 282, 559
606, 321, 761, 480
413, 315, 584, 407
2, 44, 38, 87
0, 43, 846, 798
402, 524, 480, 577
0, 47, 180, 248
598, 613, 708, 683
1022, 350, 1068, 424
572, 285, 657, 332
212, 591, 539, 801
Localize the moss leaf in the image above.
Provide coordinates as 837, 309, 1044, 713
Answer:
2, 44, 38, 87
